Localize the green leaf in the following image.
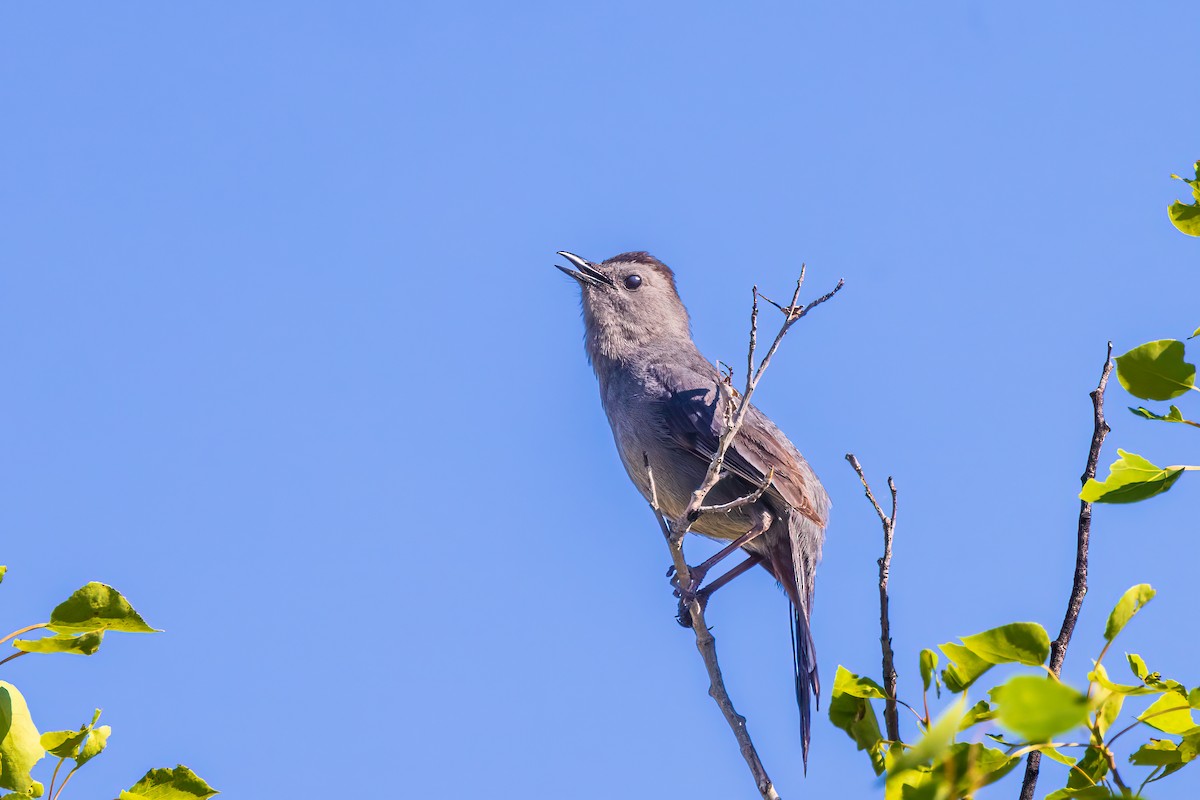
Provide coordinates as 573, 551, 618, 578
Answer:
883, 750, 929, 800
1105, 584, 1155, 642
918, 649, 938, 696
829, 667, 885, 775
0, 567, 6, 585
118, 765, 218, 800
989, 675, 1090, 742
13, 632, 104, 656
958, 700, 996, 732
0, 683, 44, 796
1055, 746, 1109, 795
926, 743, 1018, 796
1130, 739, 1183, 766
939, 622, 1050, 693
960, 622, 1050, 666
1170, 200, 1200, 236
1139, 692, 1198, 735
48, 583, 159, 634
1089, 663, 1157, 697
834, 669, 888, 700
940, 642, 992, 693
1129, 653, 1149, 681
1190, 687, 1200, 709
1080, 449, 1184, 504
889, 697, 965, 776
1094, 688, 1125, 738
1036, 744, 1078, 766
75, 725, 109, 767
1045, 787, 1113, 800
1115, 340, 1196, 400
39, 730, 87, 759
1129, 405, 1198, 425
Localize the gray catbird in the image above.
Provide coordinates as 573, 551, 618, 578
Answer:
557, 250, 830, 766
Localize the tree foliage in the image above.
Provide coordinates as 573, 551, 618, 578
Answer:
0, 572, 216, 800
831, 163, 1198, 798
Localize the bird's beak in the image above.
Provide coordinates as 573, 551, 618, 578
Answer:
555, 251, 615, 288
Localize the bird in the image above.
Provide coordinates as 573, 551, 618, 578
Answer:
556, 249, 830, 767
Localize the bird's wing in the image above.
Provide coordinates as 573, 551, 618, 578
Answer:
654, 382, 826, 526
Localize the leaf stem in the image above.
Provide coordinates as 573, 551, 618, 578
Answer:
0, 622, 49, 647
0, 651, 29, 668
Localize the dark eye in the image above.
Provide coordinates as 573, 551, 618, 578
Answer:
623, 274, 643, 290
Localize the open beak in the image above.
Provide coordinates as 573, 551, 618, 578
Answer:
555, 251, 615, 288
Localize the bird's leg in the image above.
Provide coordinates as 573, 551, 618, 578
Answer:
669, 518, 769, 595
675, 554, 763, 628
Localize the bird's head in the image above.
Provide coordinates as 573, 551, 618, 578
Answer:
556, 250, 692, 362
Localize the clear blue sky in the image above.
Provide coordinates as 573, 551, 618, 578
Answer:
2, 3, 1197, 798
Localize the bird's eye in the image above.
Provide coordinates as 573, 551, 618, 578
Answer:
623, 274, 643, 290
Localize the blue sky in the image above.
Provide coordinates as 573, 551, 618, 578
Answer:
1, 3, 1197, 798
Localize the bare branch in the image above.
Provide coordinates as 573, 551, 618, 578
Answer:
698, 468, 776, 515
845, 454, 901, 742
643, 273, 842, 800
1018, 342, 1114, 800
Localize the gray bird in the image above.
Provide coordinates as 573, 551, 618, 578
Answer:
557, 250, 830, 766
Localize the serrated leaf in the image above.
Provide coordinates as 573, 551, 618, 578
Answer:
989, 675, 1090, 742
918, 649, 937, 695
0, 683, 44, 796
13, 632, 104, 656
1080, 449, 1184, 504
1115, 340, 1196, 400
48, 583, 158, 634
118, 765, 218, 800
1139, 692, 1197, 735
829, 667, 885, 775
1105, 584, 1155, 641
958, 700, 995, 731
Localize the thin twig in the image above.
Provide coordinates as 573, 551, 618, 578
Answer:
845, 454, 901, 742
698, 468, 776, 515
643, 274, 843, 800
1019, 343, 1114, 800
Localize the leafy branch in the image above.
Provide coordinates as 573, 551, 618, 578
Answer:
0, 571, 217, 800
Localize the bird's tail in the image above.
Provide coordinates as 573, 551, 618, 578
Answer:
766, 532, 820, 771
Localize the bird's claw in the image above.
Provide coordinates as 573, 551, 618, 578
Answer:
675, 588, 710, 628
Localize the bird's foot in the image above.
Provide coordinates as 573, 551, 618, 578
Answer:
675, 587, 710, 628
667, 564, 709, 627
